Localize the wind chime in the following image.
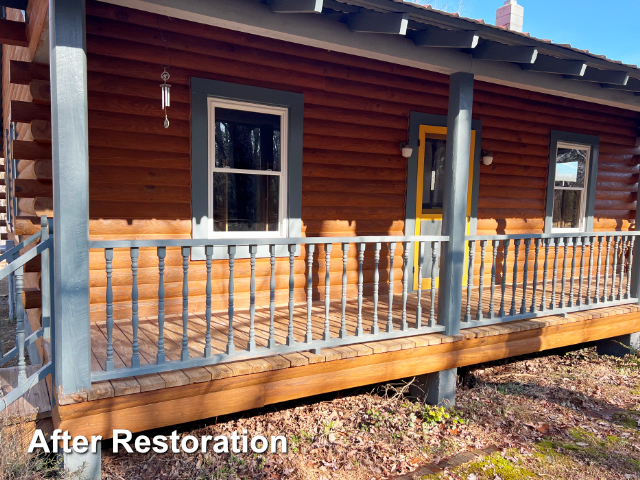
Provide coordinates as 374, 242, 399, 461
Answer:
161, 67, 171, 129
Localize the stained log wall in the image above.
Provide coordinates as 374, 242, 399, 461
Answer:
11, 1, 640, 320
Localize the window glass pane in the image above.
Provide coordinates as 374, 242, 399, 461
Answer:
213, 172, 279, 232
214, 108, 281, 171
422, 138, 446, 210
552, 189, 581, 229
555, 148, 587, 188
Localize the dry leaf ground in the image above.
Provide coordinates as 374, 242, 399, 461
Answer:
96, 344, 640, 480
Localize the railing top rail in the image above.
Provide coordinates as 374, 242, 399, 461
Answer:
0, 237, 52, 281
466, 231, 640, 242
89, 235, 450, 249
0, 230, 42, 264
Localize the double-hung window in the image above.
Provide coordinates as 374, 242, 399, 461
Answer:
191, 78, 303, 259
209, 98, 288, 238
545, 131, 599, 234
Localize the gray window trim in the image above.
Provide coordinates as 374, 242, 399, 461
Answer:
544, 130, 600, 234
404, 111, 482, 238
191, 77, 304, 259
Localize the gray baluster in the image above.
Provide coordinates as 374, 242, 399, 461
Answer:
530, 239, 540, 313
627, 237, 635, 300
340, 243, 349, 338
204, 246, 212, 358
156, 247, 166, 364
226, 245, 236, 355
595, 236, 603, 304
477, 240, 486, 321
578, 237, 585, 307
372, 243, 381, 334
464, 241, 474, 322
180, 246, 190, 361
268, 245, 277, 349
14, 265, 26, 385
618, 236, 627, 300
387, 242, 396, 332
610, 236, 620, 301
248, 245, 258, 352
324, 244, 333, 340
560, 237, 568, 309
131, 247, 140, 368
586, 237, 594, 306
416, 241, 425, 328
603, 236, 611, 302
488, 240, 498, 319
569, 237, 577, 307
521, 238, 530, 314
510, 239, 520, 316
552, 238, 560, 309
499, 240, 510, 317
356, 243, 365, 336
306, 244, 315, 343
401, 241, 410, 331
288, 244, 296, 346
540, 239, 549, 311
105, 248, 115, 371
429, 242, 437, 328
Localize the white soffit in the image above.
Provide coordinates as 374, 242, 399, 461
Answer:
98, 0, 640, 112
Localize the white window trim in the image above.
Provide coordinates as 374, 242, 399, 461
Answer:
552, 141, 591, 233
207, 97, 289, 239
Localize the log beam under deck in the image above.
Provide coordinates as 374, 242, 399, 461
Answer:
54, 307, 640, 439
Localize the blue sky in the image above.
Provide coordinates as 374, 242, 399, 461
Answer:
428, 0, 640, 67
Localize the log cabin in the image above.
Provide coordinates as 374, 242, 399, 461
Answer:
1, 0, 640, 475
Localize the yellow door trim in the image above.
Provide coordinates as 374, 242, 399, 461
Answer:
413, 125, 476, 290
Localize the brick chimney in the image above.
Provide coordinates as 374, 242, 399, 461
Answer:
496, 0, 524, 33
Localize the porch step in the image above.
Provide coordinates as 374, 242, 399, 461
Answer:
0, 366, 52, 426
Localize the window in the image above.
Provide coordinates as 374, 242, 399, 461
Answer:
421, 135, 447, 210
208, 99, 288, 238
552, 143, 590, 231
191, 78, 303, 260
544, 131, 599, 234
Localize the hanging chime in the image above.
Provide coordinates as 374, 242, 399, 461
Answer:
161, 67, 171, 129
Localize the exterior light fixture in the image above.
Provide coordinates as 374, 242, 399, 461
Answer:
482, 150, 494, 165
400, 142, 413, 158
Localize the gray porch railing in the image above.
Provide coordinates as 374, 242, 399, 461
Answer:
463, 232, 640, 326
89, 235, 448, 381
0, 216, 53, 413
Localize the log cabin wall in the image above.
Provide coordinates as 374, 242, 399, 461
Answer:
58, 1, 640, 320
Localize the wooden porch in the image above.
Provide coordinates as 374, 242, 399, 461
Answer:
54, 302, 640, 440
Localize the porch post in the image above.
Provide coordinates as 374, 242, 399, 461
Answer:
438, 72, 474, 336
50, 0, 91, 394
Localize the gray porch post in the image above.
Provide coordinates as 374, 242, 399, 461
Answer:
438, 72, 474, 336
50, 0, 92, 396
421, 72, 474, 407
50, 0, 98, 475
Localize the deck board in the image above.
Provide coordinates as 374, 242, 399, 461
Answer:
82, 276, 638, 404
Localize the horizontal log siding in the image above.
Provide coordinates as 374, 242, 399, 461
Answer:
82, 2, 640, 319
84, 1, 448, 319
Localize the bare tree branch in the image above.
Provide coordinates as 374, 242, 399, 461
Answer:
406, 0, 464, 15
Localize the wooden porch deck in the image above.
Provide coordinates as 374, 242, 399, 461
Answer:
57, 301, 640, 440
89, 276, 630, 377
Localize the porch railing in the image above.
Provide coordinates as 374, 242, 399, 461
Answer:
463, 232, 640, 326
89, 235, 448, 381
0, 217, 53, 413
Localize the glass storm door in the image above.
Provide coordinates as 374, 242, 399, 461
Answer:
413, 125, 476, 289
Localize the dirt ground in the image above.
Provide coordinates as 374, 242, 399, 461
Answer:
93, 345, 640, 480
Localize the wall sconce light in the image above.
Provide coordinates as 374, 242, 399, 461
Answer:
400, 142, 413, 158
482, 150, 494, 165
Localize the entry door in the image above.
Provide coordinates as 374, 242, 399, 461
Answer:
413, 125, 476, 289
